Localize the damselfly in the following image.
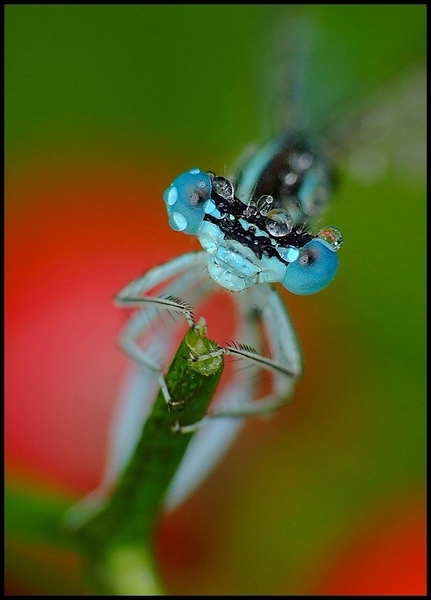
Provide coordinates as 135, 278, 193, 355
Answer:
104, 25, 352, 506
92, 17, 349, 512
109, 135, 343, 506
88, 8, 424, 515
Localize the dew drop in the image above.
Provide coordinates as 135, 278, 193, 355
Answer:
212, 176, 234, 203
281, 171, 298, 186
316, 226, 344, 251
265, 209, 293, 237
244, 201, 258, 218
290, 151, 313, 171
277, 245, 300, 263
256, 195, 274, 216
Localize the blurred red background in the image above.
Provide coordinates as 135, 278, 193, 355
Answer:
5, 161, 426, 595
6, 4, 426, 595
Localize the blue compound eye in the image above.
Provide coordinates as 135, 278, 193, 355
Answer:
163, 168, 212, 235
282, 239, 339, 295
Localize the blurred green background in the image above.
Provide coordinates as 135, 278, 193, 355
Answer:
5, 5, 426, 595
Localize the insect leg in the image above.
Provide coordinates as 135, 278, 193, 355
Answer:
66, 254, 213, 525
177, 284, 302, 430
164, 284, 262, 509
115, 252, 208, 405
110, 256, 216, 474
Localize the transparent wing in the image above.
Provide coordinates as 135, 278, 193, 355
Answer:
260, 11, 315, 138
326, 64, 426, 185
254, 8, 425, 192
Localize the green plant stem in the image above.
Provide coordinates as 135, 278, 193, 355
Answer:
73, 319, 224, 594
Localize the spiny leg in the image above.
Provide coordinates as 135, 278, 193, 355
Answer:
115, 251, 208, 301
66, 255, 213, 525
108, 264, 216, 477
176, 284, 302, 432
164, 276, 262, 509
115, 252, 209, 406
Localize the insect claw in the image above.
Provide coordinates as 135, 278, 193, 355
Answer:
168, 398, 185, 411
171, 420, 181, 433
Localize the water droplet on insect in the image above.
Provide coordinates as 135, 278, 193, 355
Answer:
290, 151, 313, 171
317, 226, 344, 250
212, 176, 234, 203
277, 245, 300, 263
256, 195, 274, 216
265, 209, 293, 237
281, 171, 298, 186
244, 201, 258, 218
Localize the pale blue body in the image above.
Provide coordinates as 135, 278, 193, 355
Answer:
67, 135, 344, 523
163, 158, 342, 295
